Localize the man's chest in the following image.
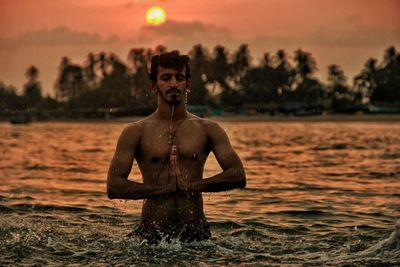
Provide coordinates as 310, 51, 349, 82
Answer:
138, 122, 210, 161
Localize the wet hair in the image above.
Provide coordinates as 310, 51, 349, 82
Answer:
149, 50, 191, 83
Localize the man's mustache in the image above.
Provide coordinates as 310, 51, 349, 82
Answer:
167, 88, 182, 94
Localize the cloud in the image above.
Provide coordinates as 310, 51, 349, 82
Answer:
124, 1, 136, 8
134, 20, 235, 45
123, 1, 147, 9
141, 20, 230, 37
120, 19, 245, 55
309, 25, 400, 47
249, 24, 400, 50
0, 21, 237, 53
0, 26, 119, 49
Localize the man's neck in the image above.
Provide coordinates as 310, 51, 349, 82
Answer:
156, 102, 187, 121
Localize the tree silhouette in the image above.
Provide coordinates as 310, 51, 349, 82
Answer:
83, 52, 98, 90
231, 44, 251, 85
188, 44, 210, 105
273, 49, 294, 101
0, 81, 25, 110
220, 44, 250, 107
204, 45, 233, 106
242, 67, 272, 103
153, 45, 167, 55
328, 64, 350, 97
353, 58, 377, 104
23, 65, 42, 108
55, 57, 87, 103
327, 64, 357, 112
98, 54, 133, 108
41, 44, 399, 117
370, 46, 400, 103
294, 49, 317, 82
127, 48, 155, 112
240, 52, 276, 104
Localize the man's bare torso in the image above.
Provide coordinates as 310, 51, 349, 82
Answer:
107, 59, 246, 243
134, 113, 211, 229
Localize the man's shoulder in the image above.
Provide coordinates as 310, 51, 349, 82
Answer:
126, 114, 157, 129
187, 113, 224, 133
121, 116, 153, 136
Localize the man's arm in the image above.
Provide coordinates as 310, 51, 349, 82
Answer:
107, 123, 175, 200
177, 121, 246, 192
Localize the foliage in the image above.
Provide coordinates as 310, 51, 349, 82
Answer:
23, 65, 42, 108
0, 82, 26, 110
1, 45, 399, 118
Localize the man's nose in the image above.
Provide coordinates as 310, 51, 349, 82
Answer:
169, 77, 178, 86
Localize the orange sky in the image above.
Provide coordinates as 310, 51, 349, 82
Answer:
0, 0, 399, 95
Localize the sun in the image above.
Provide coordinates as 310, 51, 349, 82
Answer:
146, 6, 166, 26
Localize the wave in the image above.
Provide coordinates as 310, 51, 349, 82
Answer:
312, 143, 368, 151
331, 220, 400, 264
79, 148, 105, 153
65, 167, 96, 173
229, 228, 268, 239
357, 220, 400, 257
65, 178, 104, 184
9, 203, 90, 213
267, 209, 330, 217
381, 151, 400, 159
209, 220, 244, 230
24, 164, 54, 170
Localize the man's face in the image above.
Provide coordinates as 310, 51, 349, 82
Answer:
152, 66, 189, 106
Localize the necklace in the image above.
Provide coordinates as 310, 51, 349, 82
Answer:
155, 112, 187, 183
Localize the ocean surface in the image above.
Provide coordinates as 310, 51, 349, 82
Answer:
1, 120, 399, 266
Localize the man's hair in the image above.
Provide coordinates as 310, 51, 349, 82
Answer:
149, 50, 191, 83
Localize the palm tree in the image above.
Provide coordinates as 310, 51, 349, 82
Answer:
293, 49, 317, 82
23, 65, 42, 108
55, 57, 86, 103
188, 44, 210, 105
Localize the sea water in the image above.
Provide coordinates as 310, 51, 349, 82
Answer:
0, 120, 399, 265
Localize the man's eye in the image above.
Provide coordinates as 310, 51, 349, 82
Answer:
176, 76, 185, 81
160, 76, 171, 81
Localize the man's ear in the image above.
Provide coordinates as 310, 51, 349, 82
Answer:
185, 79, 191, 93
149, 82, 158, 95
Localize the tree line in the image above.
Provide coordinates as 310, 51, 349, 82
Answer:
1, 44, 399, 118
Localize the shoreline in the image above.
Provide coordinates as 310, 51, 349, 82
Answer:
210, 114, 400, 122
2, 114, 400, 123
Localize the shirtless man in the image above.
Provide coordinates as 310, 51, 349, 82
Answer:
107, 51, 246, 243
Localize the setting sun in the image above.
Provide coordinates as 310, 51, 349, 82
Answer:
146, 6, 166, 26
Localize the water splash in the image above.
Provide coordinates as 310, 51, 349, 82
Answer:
356, 220, 400, 257
168, 106, 175, 146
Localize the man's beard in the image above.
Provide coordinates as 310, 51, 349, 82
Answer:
157, 86, 183, 106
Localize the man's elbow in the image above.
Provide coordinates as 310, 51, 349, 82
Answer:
235, 168, 246, 189
107, 189, 117, 199
107, 177, 119, 199
107, 185, 116, 199
238, 175, 246, 189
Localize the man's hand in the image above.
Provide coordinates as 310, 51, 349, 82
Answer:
170, 145, 190, 192
167, 145, 178, 193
